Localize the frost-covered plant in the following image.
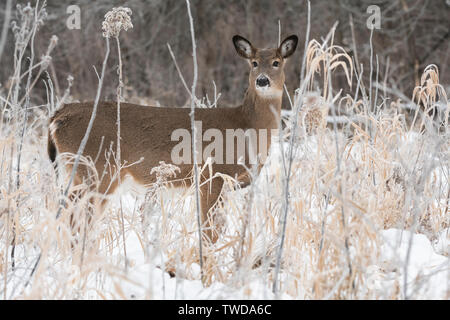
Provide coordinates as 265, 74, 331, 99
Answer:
151, 161, 181, 187
102, 7, 133, 38
102, 6, 134, 271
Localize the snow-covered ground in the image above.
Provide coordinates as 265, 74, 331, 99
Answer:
366, 229, 448, 299
113, 227, 448, 300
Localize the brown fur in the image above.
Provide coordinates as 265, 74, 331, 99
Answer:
48, 35, 298, 243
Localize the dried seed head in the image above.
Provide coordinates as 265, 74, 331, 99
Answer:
67, 75, 74, 87
102, 7, 133, 38
150, 161, 180, 184
40, 55, 52, 69
49, 35, 58, 47
300, 92, 328, 134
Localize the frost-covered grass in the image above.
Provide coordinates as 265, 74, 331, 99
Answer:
0, 2, 449, 300
0, 127, 448, 299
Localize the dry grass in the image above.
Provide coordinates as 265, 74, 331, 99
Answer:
0, 2, 448, 300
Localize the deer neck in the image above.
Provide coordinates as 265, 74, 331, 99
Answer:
242, 87, 283, 130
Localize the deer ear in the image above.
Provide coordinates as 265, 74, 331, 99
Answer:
279, 35, 298, 59
233, 35, 254, 59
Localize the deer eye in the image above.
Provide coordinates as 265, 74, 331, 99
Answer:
252, 61, 258, 68
272, 61, 280, 67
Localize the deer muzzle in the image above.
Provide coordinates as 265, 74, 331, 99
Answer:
256, 75, 270, 88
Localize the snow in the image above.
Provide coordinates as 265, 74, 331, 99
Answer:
90, 224, 448, 300
98, 229, 291, 300
366, 229, 448, 299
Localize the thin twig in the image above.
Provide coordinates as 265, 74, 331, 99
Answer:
185, 0, 204, 285
115, 35, 127, 271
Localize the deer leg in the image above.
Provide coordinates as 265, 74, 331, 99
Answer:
66, 169, 86, 237
66, 163, 114, 237
68, 167, 123, 251
199, 177, 224, 244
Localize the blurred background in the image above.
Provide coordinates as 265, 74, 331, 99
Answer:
0, 0, 449, 108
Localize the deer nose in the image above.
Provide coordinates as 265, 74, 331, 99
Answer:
256, 75, 270, 87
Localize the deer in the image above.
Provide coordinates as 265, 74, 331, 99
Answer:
47, 34, 298, 244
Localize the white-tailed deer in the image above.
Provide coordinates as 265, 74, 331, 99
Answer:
48, 35, 298, 243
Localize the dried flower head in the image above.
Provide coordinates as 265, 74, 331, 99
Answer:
40, 54, 52, 69
12, 3, 47, 50
66, 75, 74, 88
299, 92, 328, 134
150, 161, 180, 185
102, 7, 133, 38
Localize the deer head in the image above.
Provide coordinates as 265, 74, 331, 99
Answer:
232, 34, 298, 99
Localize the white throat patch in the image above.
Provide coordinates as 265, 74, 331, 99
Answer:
255, 86, 283, 99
